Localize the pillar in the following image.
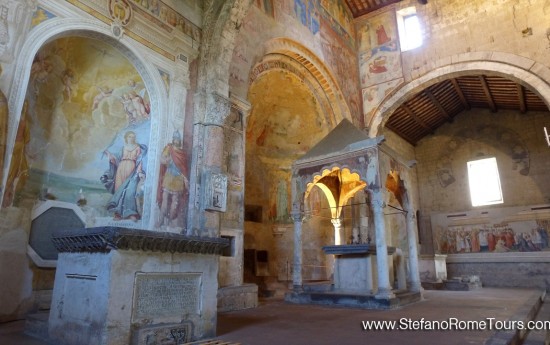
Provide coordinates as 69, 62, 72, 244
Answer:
292, 211, 303, 291
331, 217, 343, 245
394, 248, 407, 290
187, 92, 231, 237
406, 207, 422, 292
371, 191, 395, 299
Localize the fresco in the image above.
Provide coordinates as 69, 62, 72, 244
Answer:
362, 78, 403, 119
31, 6, 56, 28
15, 37, 151, 226
357, 10, 403, 89
321, 28, 361, 121
436, 220, 550, 254
129, 0, 201, 41
255, 0, 274, 17
293, 0, 320, 34
320, 0, 354, 48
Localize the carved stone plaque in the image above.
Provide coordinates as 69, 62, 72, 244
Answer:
132, 273, 201, 321
132, 322, 193, 345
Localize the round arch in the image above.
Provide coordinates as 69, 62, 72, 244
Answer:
4, 17, 168, 226
368, 56, 550, 137
251, 38, 352, 127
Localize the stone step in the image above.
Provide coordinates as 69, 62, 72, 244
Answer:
486, 290, 545, 345
421, 281, 445, 290
184, 340, 241, 345
523, 296, 550, 345
24, 311, 49, 340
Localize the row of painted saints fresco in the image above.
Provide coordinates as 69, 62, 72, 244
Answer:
5, 37, 188, 228
438, 222, 550, 254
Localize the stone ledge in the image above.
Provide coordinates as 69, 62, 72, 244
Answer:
446, 252, 550, 263
51, 227, 229, 255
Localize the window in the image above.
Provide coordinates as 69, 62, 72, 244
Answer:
467, 157, 504, 207
397, 7, 423, 51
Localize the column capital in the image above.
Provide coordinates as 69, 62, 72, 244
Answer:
291, 211, 303, 223
330, 217, 342, 227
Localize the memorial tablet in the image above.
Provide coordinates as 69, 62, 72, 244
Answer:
132, 273, 202, 321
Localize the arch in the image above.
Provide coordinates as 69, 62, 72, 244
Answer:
303, 166, 367, 219
250, 38, 352, 127
368, 56, 550, 137
4, 17, 168, 226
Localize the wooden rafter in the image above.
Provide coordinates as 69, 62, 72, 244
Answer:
450, 78, 470, 110
425, 90, 452, 122
402, 104, 432, 133
478, 75, 497, 112
517, 84, 526, 113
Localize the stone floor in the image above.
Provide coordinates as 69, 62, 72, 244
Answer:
0, 288, 544, 345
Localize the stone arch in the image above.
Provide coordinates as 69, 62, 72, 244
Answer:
303, 166, 367, 220
251, 37, 352, 127
3, 17, 167, 226
368, 55, 550, 138
197, 0, 253, 97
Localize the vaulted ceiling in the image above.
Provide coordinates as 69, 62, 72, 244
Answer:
384, 75, 549, 145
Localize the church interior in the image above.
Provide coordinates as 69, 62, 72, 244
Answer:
1, 0, 550, 344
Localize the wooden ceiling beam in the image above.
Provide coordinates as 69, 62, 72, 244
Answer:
517, 83, 526, 113
450, 78, 470, 110
478, 75, 497, 112
402, 103, 433, 133
425, 90, 453, 122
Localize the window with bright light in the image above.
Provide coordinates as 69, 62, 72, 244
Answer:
397, 7, 423, 51
467, 157, 504, 207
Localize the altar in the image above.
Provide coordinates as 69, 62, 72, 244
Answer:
285, 120, 422, 309
322, 244, 395, 294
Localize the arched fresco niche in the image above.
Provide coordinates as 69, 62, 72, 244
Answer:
9, 36, 152, 227
244, 69, 332, 288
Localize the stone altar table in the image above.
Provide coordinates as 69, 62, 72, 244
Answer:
322, 244, 395, 294
48, 227, 229, 345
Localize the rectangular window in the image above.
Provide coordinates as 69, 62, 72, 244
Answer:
397, 7, 423, 51
467, 157, 504, 207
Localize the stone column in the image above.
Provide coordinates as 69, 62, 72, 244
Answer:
292, 211, 303, 291
371, 191, 395, 299
187, 92, 231, 237
395, 248, 407, 290
331, 217, 343, 245
406, 208, 422, 292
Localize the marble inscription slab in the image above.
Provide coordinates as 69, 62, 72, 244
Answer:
132, 273, 201, 321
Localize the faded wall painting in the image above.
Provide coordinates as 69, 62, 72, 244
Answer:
320, 0, 354, 47
14, 36, 151, 226
293, 0, 320, 34
434, 219, 550, 255
362, 78, 403, 119
357, 10, 402, 89
31, 6, 56, 28
128, 0, 201, 41
255, 0, 274, 17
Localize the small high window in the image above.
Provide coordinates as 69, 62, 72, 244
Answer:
467, 157, 504, 207
397, 7, 423, 51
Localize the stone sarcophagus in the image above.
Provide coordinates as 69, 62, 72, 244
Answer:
48, 227, 229, 345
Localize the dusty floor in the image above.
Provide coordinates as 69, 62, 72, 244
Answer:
0, 287, 542, 345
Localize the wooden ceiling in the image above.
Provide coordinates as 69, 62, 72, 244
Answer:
340, 1, 549, 145
344, 0, 403, 18
384, 75, 549, 145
